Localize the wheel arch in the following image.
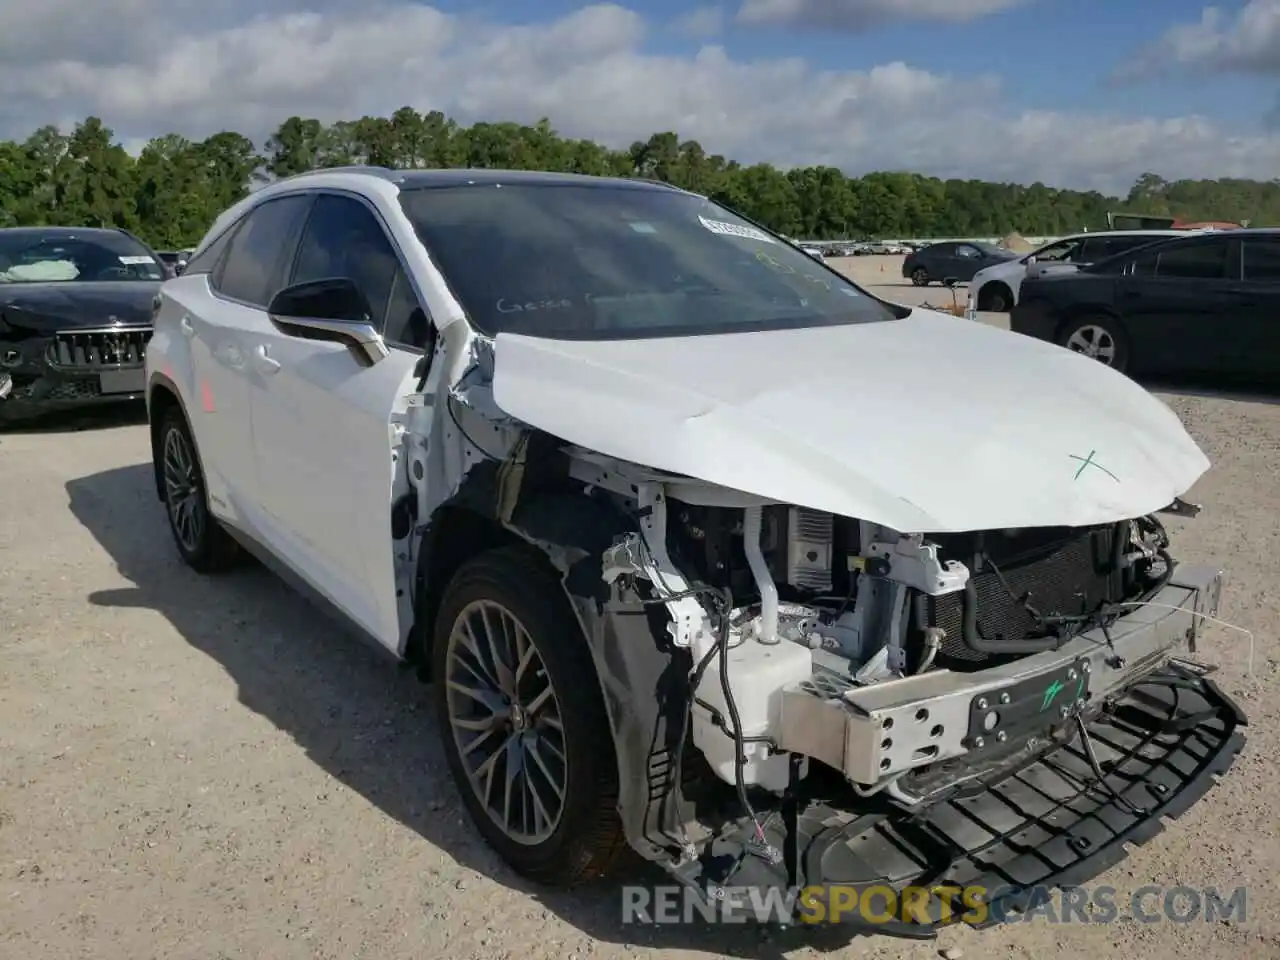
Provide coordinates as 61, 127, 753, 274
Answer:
408, 487, 632, 678
147, 373, 190, 501
411, 481, 684, 863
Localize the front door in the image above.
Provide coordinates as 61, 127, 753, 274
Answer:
952, 244, 986, 281
247, 191, 425, 652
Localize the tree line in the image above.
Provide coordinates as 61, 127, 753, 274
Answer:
2, 109, 1278, 250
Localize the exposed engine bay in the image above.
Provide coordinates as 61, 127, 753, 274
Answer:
397, 355, 1246, 936
586, 459, 1186, 797
542, 449, 1240, 929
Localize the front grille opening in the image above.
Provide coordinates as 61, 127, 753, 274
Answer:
918, 525, 1124, 669
47, 328, 151, 370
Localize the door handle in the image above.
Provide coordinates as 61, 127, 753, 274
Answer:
253, 344, 281, 374
179, 315, 195, 337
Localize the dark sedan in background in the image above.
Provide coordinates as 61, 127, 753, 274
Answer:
0, 226, 165, 421
902, 240, 1018, 286
1010, 228, 1278, 380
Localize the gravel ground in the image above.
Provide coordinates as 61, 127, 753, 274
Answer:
2, 266, 1278, 959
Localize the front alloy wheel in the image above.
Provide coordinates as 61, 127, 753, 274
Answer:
432, 546, 627, 886
445, 599, 567, 845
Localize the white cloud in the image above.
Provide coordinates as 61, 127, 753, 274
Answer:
2, 1, 1280, 194
736, 0, 1027, 30
1122, 0, 1280, 77
673, 5, 726, 38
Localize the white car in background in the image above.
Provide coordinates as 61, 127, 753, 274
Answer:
864, 241, 900, 254
966, 229, 1184, 315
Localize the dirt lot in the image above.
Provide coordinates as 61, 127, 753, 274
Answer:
2, 283, 1279, 959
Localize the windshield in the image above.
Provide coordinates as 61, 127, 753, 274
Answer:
0, 232, 164, 283
398, 183, 895, 339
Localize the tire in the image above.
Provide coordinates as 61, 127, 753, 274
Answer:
433, 545, 627, 886
910, 267, 930, 286
981, 283, 1012, 313
157, 406, 240, 572
1056, 315, 1131, 373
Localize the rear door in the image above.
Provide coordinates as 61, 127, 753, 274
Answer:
1115, 234, 1242, 374
1237, 236, 1280, 378
247, 190, 425, 653
177, 195, 313, 527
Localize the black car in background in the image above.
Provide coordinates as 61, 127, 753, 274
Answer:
0, 226, 165, 421
1011, 228, 1278, 380
902, 240, 1017, 285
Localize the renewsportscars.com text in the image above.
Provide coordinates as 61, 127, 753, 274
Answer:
621, 883, 1247, 926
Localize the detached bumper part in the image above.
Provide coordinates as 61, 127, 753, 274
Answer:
779, 564, 1225, 785
665, 564, 1246, 936
673, 664, 1244, 936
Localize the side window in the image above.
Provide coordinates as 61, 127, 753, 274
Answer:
1242, 240, 1280, 281
1037, 239, 1080, 262
1155, 241, 1228, 280
1077, 239, 1105, 261
955, 244, 979, 258
183, 220, 240, 277
1129, 252, 1157, 276
382, 268, 433, 348
291, 194, 400, 328
217, 195, 313, 306
1106, 236, 1160, 259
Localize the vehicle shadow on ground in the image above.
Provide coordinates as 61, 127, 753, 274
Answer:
0, 402, 148, 435
1152, 381, 1280, 407
66, 463, 863, 959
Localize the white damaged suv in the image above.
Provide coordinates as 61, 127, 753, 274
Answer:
145, 168, 1245, 936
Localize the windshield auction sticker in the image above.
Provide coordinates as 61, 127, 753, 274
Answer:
698, 215, 776, 244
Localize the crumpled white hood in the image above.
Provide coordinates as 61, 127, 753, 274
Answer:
489, 309, 1208, 533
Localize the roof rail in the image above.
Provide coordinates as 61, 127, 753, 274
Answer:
278, 165, 398, 182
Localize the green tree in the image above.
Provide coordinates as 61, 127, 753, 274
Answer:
3, 109, 1277, 249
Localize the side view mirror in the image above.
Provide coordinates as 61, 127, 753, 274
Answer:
1025, 256, 1036, 265
267, 277, 389, 367
172, 261, 187, 276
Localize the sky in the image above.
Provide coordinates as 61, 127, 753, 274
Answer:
1, 0, 1279, 195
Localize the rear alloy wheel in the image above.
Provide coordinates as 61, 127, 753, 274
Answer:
910, 267, 930, 286
159, 408, 239, 572
1058, 316, 1130, 372
433, 546, 627, 886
